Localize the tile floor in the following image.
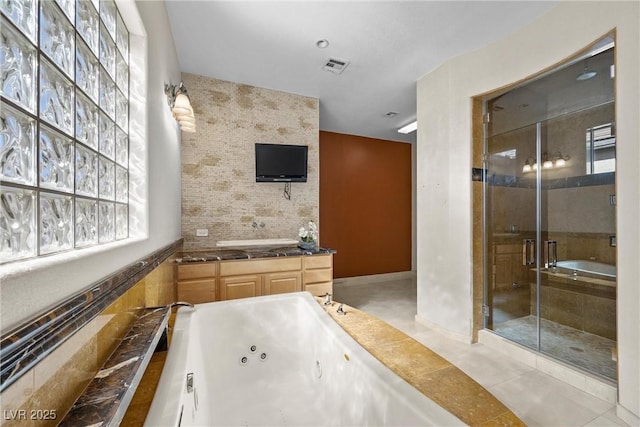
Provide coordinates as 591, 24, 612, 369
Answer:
334, 277, 629, 427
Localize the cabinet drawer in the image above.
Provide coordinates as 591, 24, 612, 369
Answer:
177, 278, 216, 304
304, 268, 332, 284
303, 254, 332, 269
305, 282, 333, 297
177, 262, 217, 280
220, 257, 301, 276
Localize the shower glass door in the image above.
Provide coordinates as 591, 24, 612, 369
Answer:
483, 38, 616, 381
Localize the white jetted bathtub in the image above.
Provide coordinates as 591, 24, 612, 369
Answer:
145, 292, 464, 426
555, 259, 616, 279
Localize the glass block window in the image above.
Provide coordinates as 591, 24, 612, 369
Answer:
1, 0, 129, 263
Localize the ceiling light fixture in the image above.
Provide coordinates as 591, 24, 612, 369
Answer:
165, 82, 196, 133
316, 39, 329, 49
397, 120, 417, 134
576, 59, 597, 81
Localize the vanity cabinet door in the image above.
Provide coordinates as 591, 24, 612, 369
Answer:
263, 271, 302, 296
177, 278, 217, 304
220, 275, 261, 300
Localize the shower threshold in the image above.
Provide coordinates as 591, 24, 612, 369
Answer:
478, 323, 617, 404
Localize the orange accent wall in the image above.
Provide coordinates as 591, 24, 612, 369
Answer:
320, 131, 412, 278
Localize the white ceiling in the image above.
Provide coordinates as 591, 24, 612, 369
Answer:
165, 1, 558, 143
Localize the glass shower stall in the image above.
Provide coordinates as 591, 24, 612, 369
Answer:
482, 37, 617, 381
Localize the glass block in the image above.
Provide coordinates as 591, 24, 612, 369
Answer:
75, 197, 97, 247
75, 144, 97, 197
39, 192, 73, 254
76, 37, 99, 102
75, 92, 98, 149
0, 0, 37, 42
0, 103, 36, 185
115, 203, 127, 239
99, 0, 116, 39
98, 201, 114, 243
115, 89, 128, 130
114, 127, 127, 166
1, 21, 37, 113
99, 23, 115, 78
98, 155, 114, 200
0, 186, 36, 262
76, 0, 98, 55
99, 68, 115, 119
115, 11, 128, 59
115, 51, 128, 93
39, 126, 74, 192
40, 0, 74, 78
54, 0, 74, 23
40, 58, 74, 135
99, 112, 115, 159
115, 165, 127, 202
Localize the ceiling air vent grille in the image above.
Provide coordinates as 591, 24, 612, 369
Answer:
322, 58, 350, 74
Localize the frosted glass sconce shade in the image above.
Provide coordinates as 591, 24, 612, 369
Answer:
165, 82, 196, 133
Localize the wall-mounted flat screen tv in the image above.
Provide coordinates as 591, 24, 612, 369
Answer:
255, 143, 308, 182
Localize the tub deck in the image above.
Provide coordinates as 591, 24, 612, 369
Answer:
315, 298, 524, 426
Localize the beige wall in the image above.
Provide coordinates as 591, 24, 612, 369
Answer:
417, 1, 639, 421
180, 74, 319, 250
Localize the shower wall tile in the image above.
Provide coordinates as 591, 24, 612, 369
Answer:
583, 296, 616, 340
180, 73, 319, 251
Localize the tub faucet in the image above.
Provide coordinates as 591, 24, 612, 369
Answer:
323, 293, 332, 305
336, 304, 346, 315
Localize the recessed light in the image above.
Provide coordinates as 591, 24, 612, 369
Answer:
316, 39, 329, 49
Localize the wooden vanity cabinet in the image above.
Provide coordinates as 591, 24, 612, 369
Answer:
219, 257, 302, 300
176, 262, 217, 304
175, 253, 333, 303
303, 254, 333, 296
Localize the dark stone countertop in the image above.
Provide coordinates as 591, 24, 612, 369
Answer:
175, 246, 336, 263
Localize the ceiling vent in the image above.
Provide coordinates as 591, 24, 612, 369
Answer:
322, 58, 349, 74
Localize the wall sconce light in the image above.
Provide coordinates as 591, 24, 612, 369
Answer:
522, 152, 570, 173
165, 82, 196, 133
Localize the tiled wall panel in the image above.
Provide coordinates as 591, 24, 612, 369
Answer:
180, 74, 319, 250
0, 257, 176, 425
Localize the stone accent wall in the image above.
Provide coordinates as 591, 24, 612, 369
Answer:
181, 73, 319, 250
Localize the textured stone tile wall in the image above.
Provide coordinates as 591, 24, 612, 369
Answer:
180, 73, 319, 250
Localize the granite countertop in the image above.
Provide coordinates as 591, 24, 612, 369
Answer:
176, 246, 336, 263
60, 307, 171, 426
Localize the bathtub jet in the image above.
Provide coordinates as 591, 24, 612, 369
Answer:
145, 292, 464, 426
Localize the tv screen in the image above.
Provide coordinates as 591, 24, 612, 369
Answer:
255, 143, 308, 182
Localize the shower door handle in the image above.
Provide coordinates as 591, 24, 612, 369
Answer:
544, 240, 557, 269
523, 239, 536, 266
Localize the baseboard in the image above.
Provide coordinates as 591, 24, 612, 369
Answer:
616, 403, 640, 426
333, 271, 416, 286
414, 315, 471, 343
478, 329, 617, 404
